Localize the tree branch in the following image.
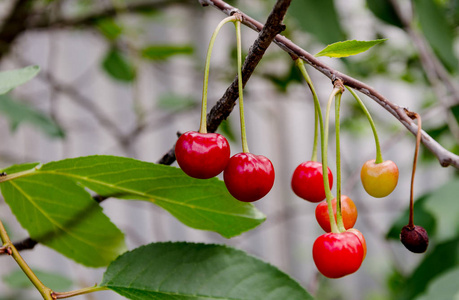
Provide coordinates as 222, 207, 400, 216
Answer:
28, 0, 191, 29
196, 0, 459, 168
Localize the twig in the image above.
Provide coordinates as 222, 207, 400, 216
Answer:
195, 0, 459, 168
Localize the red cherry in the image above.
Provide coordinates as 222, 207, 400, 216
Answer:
223, 153, 275, 202
175, 131, 230, 179
315, 195, 357, 232
291, 161, 333, 203
360, 159, 399, 198
312, 230, 365, 278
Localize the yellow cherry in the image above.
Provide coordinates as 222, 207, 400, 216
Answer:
360, 159, 399, 198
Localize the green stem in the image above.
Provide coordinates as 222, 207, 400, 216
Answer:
199, 15, 237, 133
297, 59, 338, 233
334, 92, 345, 232
0, 166, 40, 183
234, 19, 249, 153
0, 220, 54, 300
346, 86, 383, 164
323, 88, 341, 233
53, 285, 109, 299
311, 108, 319, 162
295, 60, 320, 161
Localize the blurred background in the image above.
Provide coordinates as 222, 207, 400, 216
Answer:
0, 0, 458, 299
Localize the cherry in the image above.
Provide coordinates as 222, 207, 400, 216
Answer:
315, 195, 357, 233
223, 153, 275, 202
291, 161, 333, 203
312, 230, 365, 278
360, 159, 399, 198
400, 225, 429, 253
175, 131, 230, 179
347, 228, 367, 260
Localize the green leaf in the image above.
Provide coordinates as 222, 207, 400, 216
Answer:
0, 66, 40, 95
38, 155, 265, 238
0, 95, 65, 138
415, 266, 459, 300
414, 0, 459, 71
0, 173, 127, 267
287, 0, 345, 45
141, 44, 194, 61
101, 242, 313, 300
423, 178, 459, 242
366, 0, 403, 28
3, 269, 73, 291
102, 48, 136, 82
315, 39, 387, 58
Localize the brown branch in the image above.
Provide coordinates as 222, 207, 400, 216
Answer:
28, 0, 192, 29
196, 0, 459, 168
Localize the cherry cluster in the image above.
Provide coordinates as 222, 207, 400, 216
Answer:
289, 59, 403, 279
174, 16, 428, 280
292, 161, 368, 278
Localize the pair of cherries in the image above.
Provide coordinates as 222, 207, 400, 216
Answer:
175, 131, 275, 202
313, 194, 365, 278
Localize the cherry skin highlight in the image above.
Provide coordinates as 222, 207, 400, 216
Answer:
312, 230, 365, 278
361, 159, 399, 198
291, 161, 333, 203
315, 195, 358, 232
175, 131, 230, 179
223, 153, 275, 202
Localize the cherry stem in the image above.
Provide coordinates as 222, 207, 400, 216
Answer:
297, 59, 339, 233
199, 15, 237, 134
323, 87, 342, 233
311, 110, 319, 161
334, 91, 346, 232
346, 86, 383, 164
295, 59, 320, 161
409, 113, 422, 228
234, 18, 249, 153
